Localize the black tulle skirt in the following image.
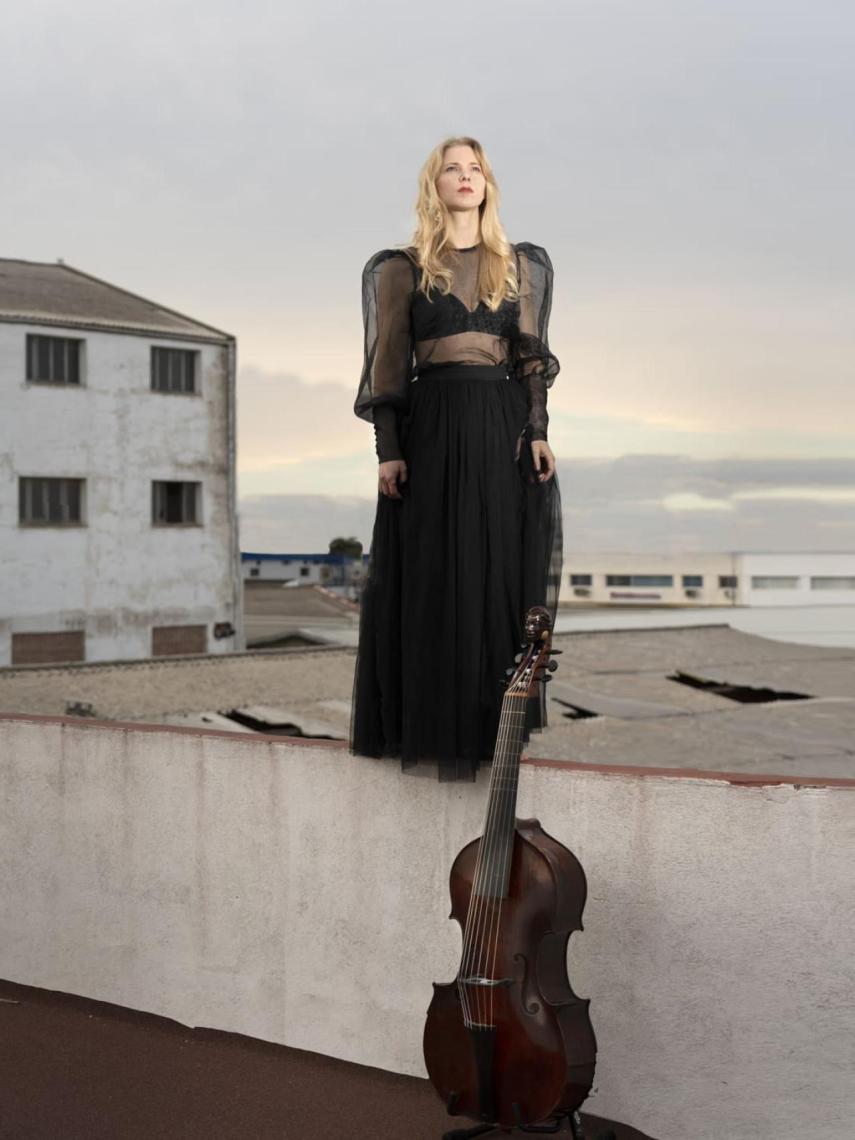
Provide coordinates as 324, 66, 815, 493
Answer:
349, 363, 563, 782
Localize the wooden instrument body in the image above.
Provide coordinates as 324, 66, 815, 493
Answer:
423, 817, 597, 1129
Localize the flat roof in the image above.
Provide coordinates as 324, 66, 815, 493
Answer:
2, 624, 854, 783
242, 552, 358, 562
0, 976, 651, 1140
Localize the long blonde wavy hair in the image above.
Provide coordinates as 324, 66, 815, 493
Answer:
399, 135, 520, 313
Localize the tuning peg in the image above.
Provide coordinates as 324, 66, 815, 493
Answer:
541, 675, 553, 683
550, 649, 563, 655
505, 667, 516, 676
547, 659, 559, 672
514, 652, 524, 663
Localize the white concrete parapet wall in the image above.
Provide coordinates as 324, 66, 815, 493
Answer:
1, 713, 853, 1140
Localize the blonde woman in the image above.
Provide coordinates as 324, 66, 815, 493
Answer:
349, 136, 562, 782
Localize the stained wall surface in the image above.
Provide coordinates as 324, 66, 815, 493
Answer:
0, 323, 242, 664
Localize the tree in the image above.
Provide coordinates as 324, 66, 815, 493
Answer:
329, 537, 363, 558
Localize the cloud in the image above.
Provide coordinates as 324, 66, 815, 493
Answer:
732, 486, 855, 503
238, 454, 855, 555
5, 0, 854, 503
660, 492, 735, 512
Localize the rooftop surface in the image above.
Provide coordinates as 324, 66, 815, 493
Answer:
0, 977, 653, 1140
0, 258, 232, 342
2, 622, 854, 781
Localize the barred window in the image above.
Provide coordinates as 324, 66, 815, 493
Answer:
19, 477, 84, 524
569, 573, 592, 586
152, 480, 200, 524
682, 574, 703, 587
151, 346, 197, 393
718, 575, 738, 588
26, 334, 82, 384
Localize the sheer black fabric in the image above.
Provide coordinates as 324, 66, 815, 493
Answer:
354, 242, 559, 463
350, 241, 562, 782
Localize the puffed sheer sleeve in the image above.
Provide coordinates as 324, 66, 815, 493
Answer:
354, 249, 416, 463
511, 242, 560, 442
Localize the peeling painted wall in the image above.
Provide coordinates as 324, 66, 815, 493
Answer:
1, 714, 853, 1140
0, 324, 242, 663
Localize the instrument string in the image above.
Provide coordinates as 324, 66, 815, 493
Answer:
483, 692, 514, 1026
467, 690, 512, 1027
423, 617, 598, 1124
460, 646, 544, 1028
488, 697, 525, 1026
472, 685, 516, 1026
471, 677, 525, 1027
460, 687, 513, 1027
471, 695, 507, 1027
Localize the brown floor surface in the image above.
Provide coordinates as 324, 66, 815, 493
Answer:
0, 978, 656, 1140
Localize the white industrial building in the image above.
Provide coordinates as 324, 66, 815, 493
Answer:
0, 257, 243, 667
241, 551, 367, 594
560, 550, 855, 607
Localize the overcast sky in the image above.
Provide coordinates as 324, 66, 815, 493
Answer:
3, 0, 854, 552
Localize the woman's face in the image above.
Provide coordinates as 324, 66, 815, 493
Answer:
435, 146, 486, 213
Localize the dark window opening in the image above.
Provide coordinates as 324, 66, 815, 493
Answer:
152, 481, 199, 524
19, 476, 83, 524
151, 346, 197, 393
26, 334, 82, 384
606, 574, 674, 587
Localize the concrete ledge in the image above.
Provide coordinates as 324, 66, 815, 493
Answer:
1, 713, 853, 1139
3, 710, 854, 789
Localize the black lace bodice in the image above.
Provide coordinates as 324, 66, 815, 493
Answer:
354, 241, 560, 462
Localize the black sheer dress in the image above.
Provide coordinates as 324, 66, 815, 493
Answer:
349, 240, 563, 782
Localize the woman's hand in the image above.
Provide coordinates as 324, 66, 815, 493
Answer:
531, 440, 556, 483
379, 459, 408, 499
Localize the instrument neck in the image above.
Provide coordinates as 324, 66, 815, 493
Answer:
474, 696, 527, 899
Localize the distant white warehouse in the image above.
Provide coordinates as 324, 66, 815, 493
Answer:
241, 552, 367, 599
560, 550, 855, 607
0, 258, 244, 667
